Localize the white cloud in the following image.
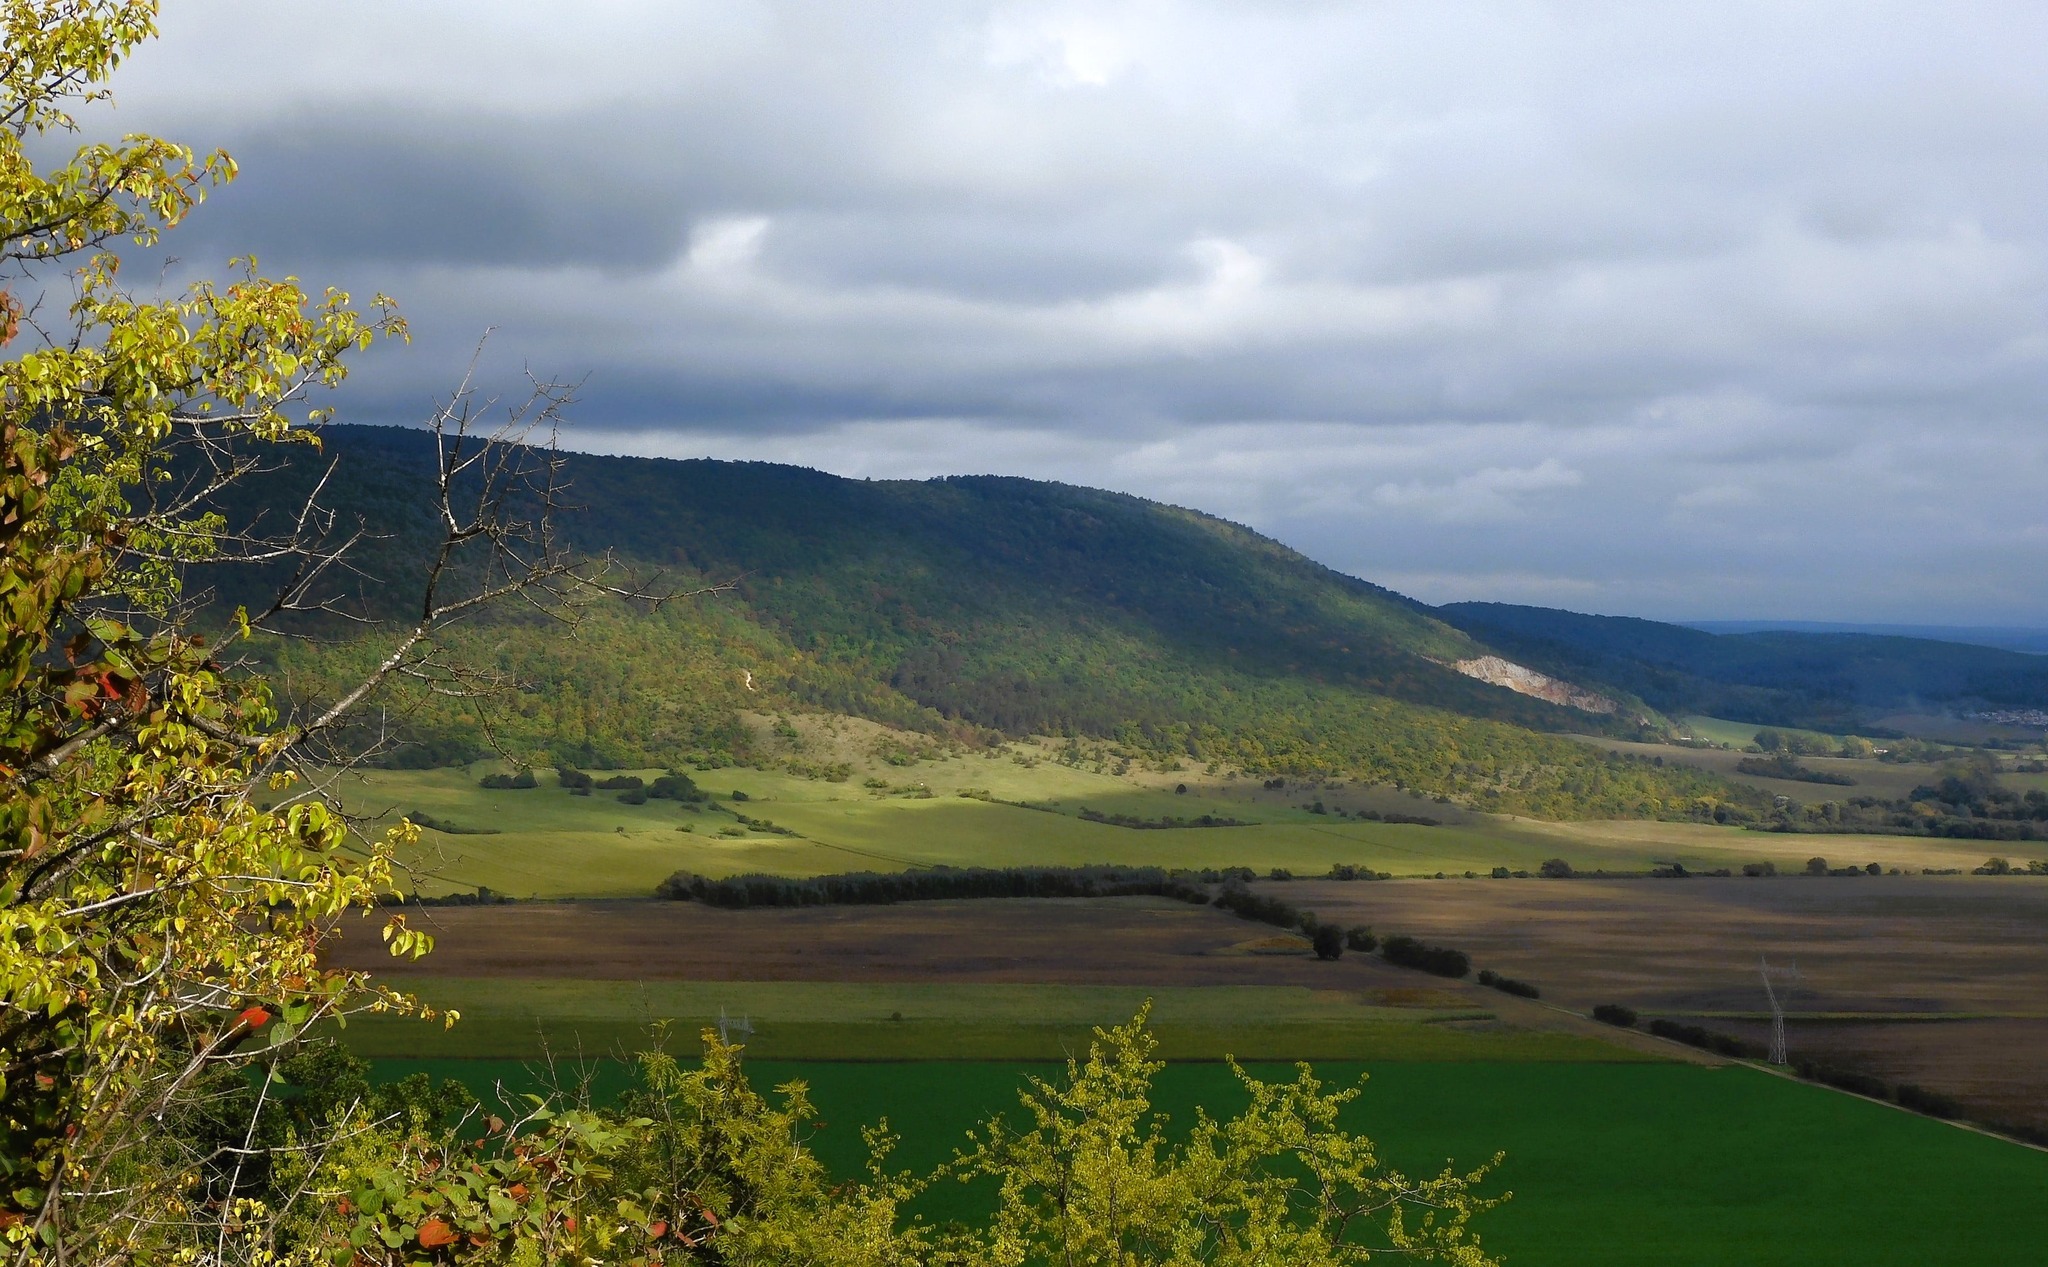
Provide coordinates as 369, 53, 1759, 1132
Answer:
1370, 458, 1584, 523
984, 5, 1148, 88
681, 217, 771, 279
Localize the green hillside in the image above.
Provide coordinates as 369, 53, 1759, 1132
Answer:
201, 427, 1752, 820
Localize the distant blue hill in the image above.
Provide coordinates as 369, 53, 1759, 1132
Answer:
1434, 603, 2048, 733
1684, 621, 2048, 657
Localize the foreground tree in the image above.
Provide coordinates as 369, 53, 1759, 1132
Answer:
1, 3, 647, 1260
1, 2, 402, 1254
949, 1008, 1502, 1266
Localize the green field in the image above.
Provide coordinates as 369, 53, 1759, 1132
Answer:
339, 758, 2003, 898
363, 1056, 2048, 1267
1675, 715, 1833, 748
1573, 734, 1944, 801
332, 752, 2048, 1265
340, 980, 1635, 1063
2007, 769, 2048, 796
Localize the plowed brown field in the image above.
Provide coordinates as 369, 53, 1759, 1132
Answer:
329, 876, 2048, 1129
1281, 875, 2048, 1132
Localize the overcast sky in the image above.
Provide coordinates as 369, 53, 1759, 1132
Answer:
93, 1, 2048, 623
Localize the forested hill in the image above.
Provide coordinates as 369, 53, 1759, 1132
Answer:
252, 425, 1600, 736
205, 426, 1756, 820
1436, 602, 2048, 732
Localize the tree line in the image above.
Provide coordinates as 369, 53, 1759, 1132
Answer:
656, 864, 1212, 907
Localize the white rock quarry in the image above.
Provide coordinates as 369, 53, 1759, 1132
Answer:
1453, 655, 1618, 714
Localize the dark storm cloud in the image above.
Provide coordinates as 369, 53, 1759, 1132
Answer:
174, 113, 690, 271
93, 1, 2048, 623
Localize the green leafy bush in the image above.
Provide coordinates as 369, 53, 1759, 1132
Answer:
1477, 969, 1540, 999
1381, 935, 1471, 979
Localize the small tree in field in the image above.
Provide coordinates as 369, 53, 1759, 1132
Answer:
1311, 923, 1345, 960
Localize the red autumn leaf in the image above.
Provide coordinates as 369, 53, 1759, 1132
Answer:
562, 1216, 578, 1233
648, 1220, 668, 1239
237, 1006, 271, 1029
415, 1218, 456, 1249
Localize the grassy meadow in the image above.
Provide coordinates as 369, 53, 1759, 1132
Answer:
1574, 734, 1943, 801
1673, 714, 1839, 749
339, 978, 1646, 1063
336, 739, 2014, 898
362, 1054, 2048, 1267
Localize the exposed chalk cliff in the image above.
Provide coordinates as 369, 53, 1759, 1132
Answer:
1453, 655, 1618, 714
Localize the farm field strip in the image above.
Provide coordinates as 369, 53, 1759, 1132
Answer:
352, 978, 1484, 1025
337, 763, 2008, 899
338, 978, 1653, 1062
342, 1016, 1631, 1063
1684, 1010, 2048, 1022
328, 875, 2048, 1133
1274, 875, 2048, 1132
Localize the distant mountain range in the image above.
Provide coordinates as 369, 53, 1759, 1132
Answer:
1437, 603, 2048, 734
1685, 621, 2048, 657
193, 427, 2047, 818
